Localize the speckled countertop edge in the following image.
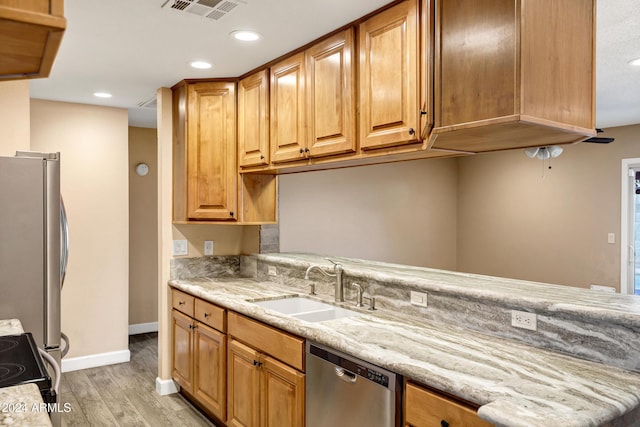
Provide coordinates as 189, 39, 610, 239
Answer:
169, 277, 640, 427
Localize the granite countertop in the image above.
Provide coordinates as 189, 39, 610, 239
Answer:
169, 276, 640, 427
0, 319, 52, 427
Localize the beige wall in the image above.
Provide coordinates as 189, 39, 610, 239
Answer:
0, 81, 30, 155
279, 158, 459, 269
129, 127, 158, 326
458, 124, 640, 290
30, 99, 129, 359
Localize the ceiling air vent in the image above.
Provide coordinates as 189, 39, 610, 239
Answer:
137, 96, 157, 109
161, 0, 246, 21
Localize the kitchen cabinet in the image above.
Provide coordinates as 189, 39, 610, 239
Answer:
171, 289, 227, 423
269, 28, 356, 164
227, 312, 305, 427
238, 69, 270, 168
173, 80, 237, 221
0, 0, 66, 80
358, 0, 422, 150
404, 381, 493, 427
429, 0, 596, 152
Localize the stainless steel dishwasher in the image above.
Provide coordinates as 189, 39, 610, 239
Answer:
306, 341, 402, 427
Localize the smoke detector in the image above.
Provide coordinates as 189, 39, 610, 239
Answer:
161, 0, 246, 21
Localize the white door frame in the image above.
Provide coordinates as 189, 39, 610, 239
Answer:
620, 158, 640, 295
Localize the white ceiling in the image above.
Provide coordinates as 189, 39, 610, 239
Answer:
29, 0, 640, 130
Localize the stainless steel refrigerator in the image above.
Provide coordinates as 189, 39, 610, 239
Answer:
0, 151, 68, 367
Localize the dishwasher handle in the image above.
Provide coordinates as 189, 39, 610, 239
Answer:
335, 367, 357, 383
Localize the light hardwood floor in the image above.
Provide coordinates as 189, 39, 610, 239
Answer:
60, 333, 216, 426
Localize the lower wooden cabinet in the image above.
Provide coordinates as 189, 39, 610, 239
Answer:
404, 381, 493, 427
171, 291, 227, 423
227, 313, 305, 427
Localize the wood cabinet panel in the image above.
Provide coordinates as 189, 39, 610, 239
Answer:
186, 81, 237, 220
306, 28, 356, 158
261, 354, 305, 427
405, 382, 493, 427
194, 322, 226, 422
239, 70, 270, 167
194, 298, 225, 332
171, 309, 194, 393
270, 53, 306, 163
228, 312, 304, 371
172, 288, 195, 317
227, 339, 260, 427
359, 0, 420, 150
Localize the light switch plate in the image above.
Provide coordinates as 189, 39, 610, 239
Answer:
410, 291, 428, 307
204, 240, 214, 256
173, 240, 188, 256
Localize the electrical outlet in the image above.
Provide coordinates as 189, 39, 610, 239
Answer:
172, 240, 188, 256
410, 291, 428, 307
511, 310, 537, 331
268, 265, 277, 276
204, 240, 214, 256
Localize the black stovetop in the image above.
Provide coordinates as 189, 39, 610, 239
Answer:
0, 332, 51, 392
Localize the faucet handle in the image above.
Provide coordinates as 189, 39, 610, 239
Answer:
363, 295, 376, 311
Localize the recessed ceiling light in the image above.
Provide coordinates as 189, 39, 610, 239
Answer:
93, 92, 112, 98
190, 61, 212, 70
629, 57, 640, 67
230, 30, 261, 42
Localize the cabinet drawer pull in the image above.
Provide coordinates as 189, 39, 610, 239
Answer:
204, 313, 210, 318
260, 155, 265, 160
408, 128, 415, 136
188, 324, 195, 330
441, 420, 449, 427
253, 360, 262, 367
178, 301, 185, 306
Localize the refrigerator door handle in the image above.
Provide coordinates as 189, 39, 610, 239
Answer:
60, 198, 69, 288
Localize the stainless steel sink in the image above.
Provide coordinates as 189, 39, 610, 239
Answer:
252, 297, 359, 323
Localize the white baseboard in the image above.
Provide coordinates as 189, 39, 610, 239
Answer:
128, 321, 159, 335
156, 377, 179, 395
61, 349, 130, 373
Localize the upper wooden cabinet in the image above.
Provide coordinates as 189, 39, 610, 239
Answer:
0, 0, 66, 80
429, 0, 596, 152
238, 69, 270, 168
306, 29, 357, 158
270, 28, 357, 164
359, 0, 421, 150
173, 80, 238, 221
270, 53, 307, 163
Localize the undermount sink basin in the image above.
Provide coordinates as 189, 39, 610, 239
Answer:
252, 297, 359, 323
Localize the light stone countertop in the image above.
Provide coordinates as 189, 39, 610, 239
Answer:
0, 319, 52, 427
169, 276, 640, 427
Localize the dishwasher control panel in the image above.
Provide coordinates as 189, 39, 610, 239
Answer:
309, 343, 390, 387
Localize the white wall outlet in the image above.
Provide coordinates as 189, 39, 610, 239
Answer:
268, 265, 277, 276
204, 240, 214, 256
511, 310, 537, 331
590, 284, 616, 293
172, 240, 188, 256
410, 291, 428, 307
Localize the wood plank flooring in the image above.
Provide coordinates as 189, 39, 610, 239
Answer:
59, 333, 216, 427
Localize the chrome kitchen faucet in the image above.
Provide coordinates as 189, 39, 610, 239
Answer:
304, 261, 344, 302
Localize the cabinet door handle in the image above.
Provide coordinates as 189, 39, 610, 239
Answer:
229, 211, 234, 217
408, 128, 415, 136
178, 301, 185, 306
420, 109, 427, 116
299, 148, 304, 154
441, 420, 449, 427
204, 313, 210, 318
188, 324, 195, 330
253, 360, 262, 367
304, 148, 310, 153
260, 155, 265, 160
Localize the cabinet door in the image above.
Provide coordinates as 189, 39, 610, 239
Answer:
270, 53, 307, 163
306, 28, 356, 158
260, 354, 305, 427
227, 339, 260, 427
359, 0, 419, 150
404, 382, 493, 427
171, 309, 193, 393
239, 70, 270, 167
187, 81, 237, 220
194, 322, 226, 422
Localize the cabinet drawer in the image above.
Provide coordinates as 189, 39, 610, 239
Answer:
228, 312, 304, 371
195, 298, 225, 332
405, 382, 493, 427
172, 288, 195, 317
